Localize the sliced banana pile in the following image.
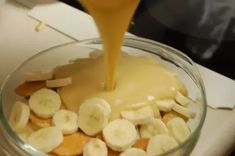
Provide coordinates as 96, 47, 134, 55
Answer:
9, 67, 197, 156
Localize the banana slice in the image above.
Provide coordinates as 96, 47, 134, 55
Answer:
120, 148, 147, 156
28, 126, 63, 153
82, 98, 111, 116
175, 91, 189, 107
140, 118, 169, 138
29, 88, 61, 118
46, 77, 72, 88
156, 99, 176, 112
83, 138, 108, 156
9, 101, 30, 132
167, 117, 191, 143
52, 109, 78, 135
25, 70, 53, 82
77, 100, 109, 136
172, 103, 196, 119
147, 134, 178, 156
19, 122, 39, 142
120, 106, 154, 125
103, 119, 138, 152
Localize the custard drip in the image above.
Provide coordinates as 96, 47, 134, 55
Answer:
79, 0, 140, 90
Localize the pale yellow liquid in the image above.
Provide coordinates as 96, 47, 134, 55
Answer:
79, 0, 140, 90
55, 53, 187, 120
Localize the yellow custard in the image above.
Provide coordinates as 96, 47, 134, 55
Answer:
55, 53, 187, 120
79, 0, 140, 90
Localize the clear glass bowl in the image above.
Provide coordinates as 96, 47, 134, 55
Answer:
0, 37, 207, 156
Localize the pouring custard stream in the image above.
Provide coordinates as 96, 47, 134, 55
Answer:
55, 0, 187, 120
79, 0, 140, 90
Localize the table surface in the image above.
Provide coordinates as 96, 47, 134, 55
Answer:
0, 1, 235, 156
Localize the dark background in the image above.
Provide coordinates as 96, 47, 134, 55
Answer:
60, 0, 235, 81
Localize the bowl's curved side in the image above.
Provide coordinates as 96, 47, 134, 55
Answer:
0, 37, 207, 156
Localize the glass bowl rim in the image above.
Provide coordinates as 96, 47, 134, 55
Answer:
0, 36, 207, 156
